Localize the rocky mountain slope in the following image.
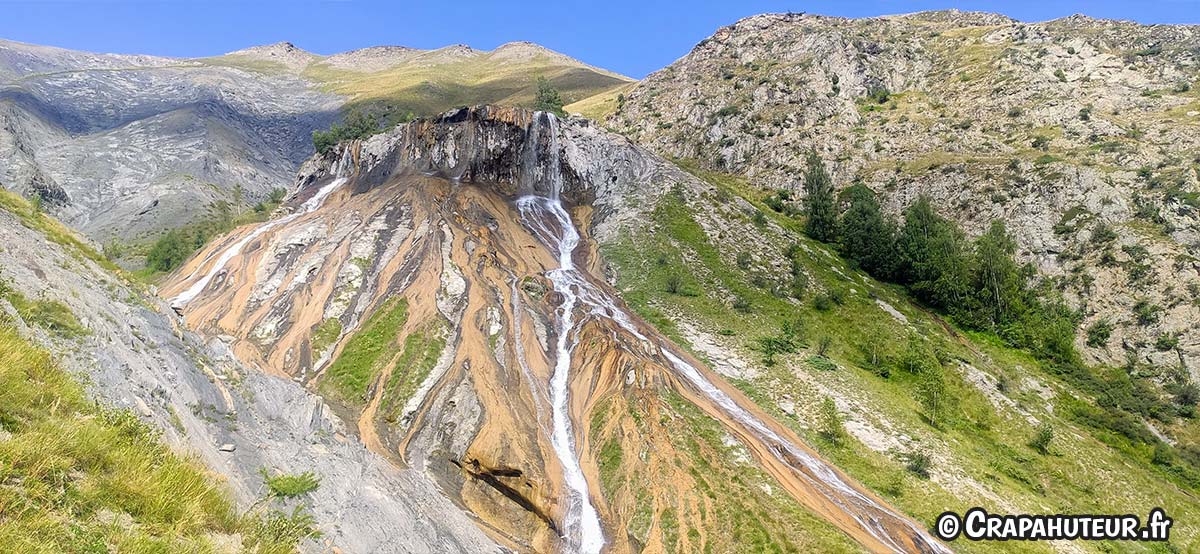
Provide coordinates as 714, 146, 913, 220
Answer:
608, 11, 1200, 374
160, 106, 1198, 553
0, 188, 498, 552
163, 107, 954, 553
0, 38, 629, 246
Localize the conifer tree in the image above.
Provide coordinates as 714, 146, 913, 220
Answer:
802, 152, 838, 242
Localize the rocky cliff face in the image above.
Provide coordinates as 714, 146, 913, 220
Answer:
162, 107, 949, 553
610, 11, 1200, 375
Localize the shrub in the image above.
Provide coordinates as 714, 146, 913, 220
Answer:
812, 293, 833, 311
1085, 320, 1113, 347
817, 397, 847, 446
816, 335, 833, 357
261, 469, 321, 499
1090, 222, 1117, 244
1133, 298, 1161, 326
242, 506, 322, 554
665, 273, 684, 295
916, 366, 951, 428
865, 86, 890, 104
736, 251, 752, 269
1151, 443, 1174, 466
905, 451, 932, 478
1029, 423, 1054, 455
1155, 333, 1179, 352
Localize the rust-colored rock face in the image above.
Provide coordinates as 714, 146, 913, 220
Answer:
163, 109, 947, 553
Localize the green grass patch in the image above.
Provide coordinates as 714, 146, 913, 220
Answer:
321, 297, 408, 406
0, 189, 118, 273
0, 278, 87, 338
310, 318, 343, 358
379, 324, 446, 423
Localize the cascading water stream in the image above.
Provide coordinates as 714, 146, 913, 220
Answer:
514, 113, 950, 554
171, 147, 355, 309
515, 112, 606, 554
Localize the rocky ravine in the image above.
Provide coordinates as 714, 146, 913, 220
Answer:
0, 194, 500, 551
610, 11, 1200, 376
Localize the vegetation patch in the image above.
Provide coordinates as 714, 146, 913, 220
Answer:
139, 187, 288, 279
0, 278, 87, 338
321, 297, 408, 406
310, 318, 343, 358
0, 189, 117, 273
378, 323, 446, 423
0, 323, 275, 552
260, 469, 321, 499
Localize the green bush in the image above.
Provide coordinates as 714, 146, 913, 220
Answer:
533, 76, 565, 116
146, 229, 193, 272
261, 469, 321, 499
1029, 423, 1054, 455
1085, 320, 1113, 347
312, 109, 381, 155
812, 293, 833, 311
817, 397, 846, 446
904, 451, 932, 478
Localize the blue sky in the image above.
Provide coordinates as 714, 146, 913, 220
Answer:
1, 1, 1197, 78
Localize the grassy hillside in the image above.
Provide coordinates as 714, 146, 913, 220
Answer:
305, 50, 631, 123
208, 43, 633, 124
0, 315, 240, 551
565, 82, 636, 120
600, 160, 1199, 553
0, 193, 318, 554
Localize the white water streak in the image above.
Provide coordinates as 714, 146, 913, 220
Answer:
171, 149, 354, 308
516, 112, 605, 554
515, 112, 949, 554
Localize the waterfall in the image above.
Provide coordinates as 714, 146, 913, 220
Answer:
171, 147, 354, 309
515, 112, 606, 554
514, 112, 949, 554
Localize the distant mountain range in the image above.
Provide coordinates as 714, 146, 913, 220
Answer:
0, 38, 630, 244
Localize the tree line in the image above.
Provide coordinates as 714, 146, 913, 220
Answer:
794, 153, 1199, 486
799, 152, 1078, 365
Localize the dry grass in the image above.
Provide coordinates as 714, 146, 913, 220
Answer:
300, 50, 631, 116
0, 323, 239, 552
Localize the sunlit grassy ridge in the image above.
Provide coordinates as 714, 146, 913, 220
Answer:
600, 161, 1199, 553
0, 189, 117, 273
300, 47, 632, 119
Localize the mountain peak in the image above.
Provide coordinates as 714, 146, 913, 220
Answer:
221, 41, 319, 71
